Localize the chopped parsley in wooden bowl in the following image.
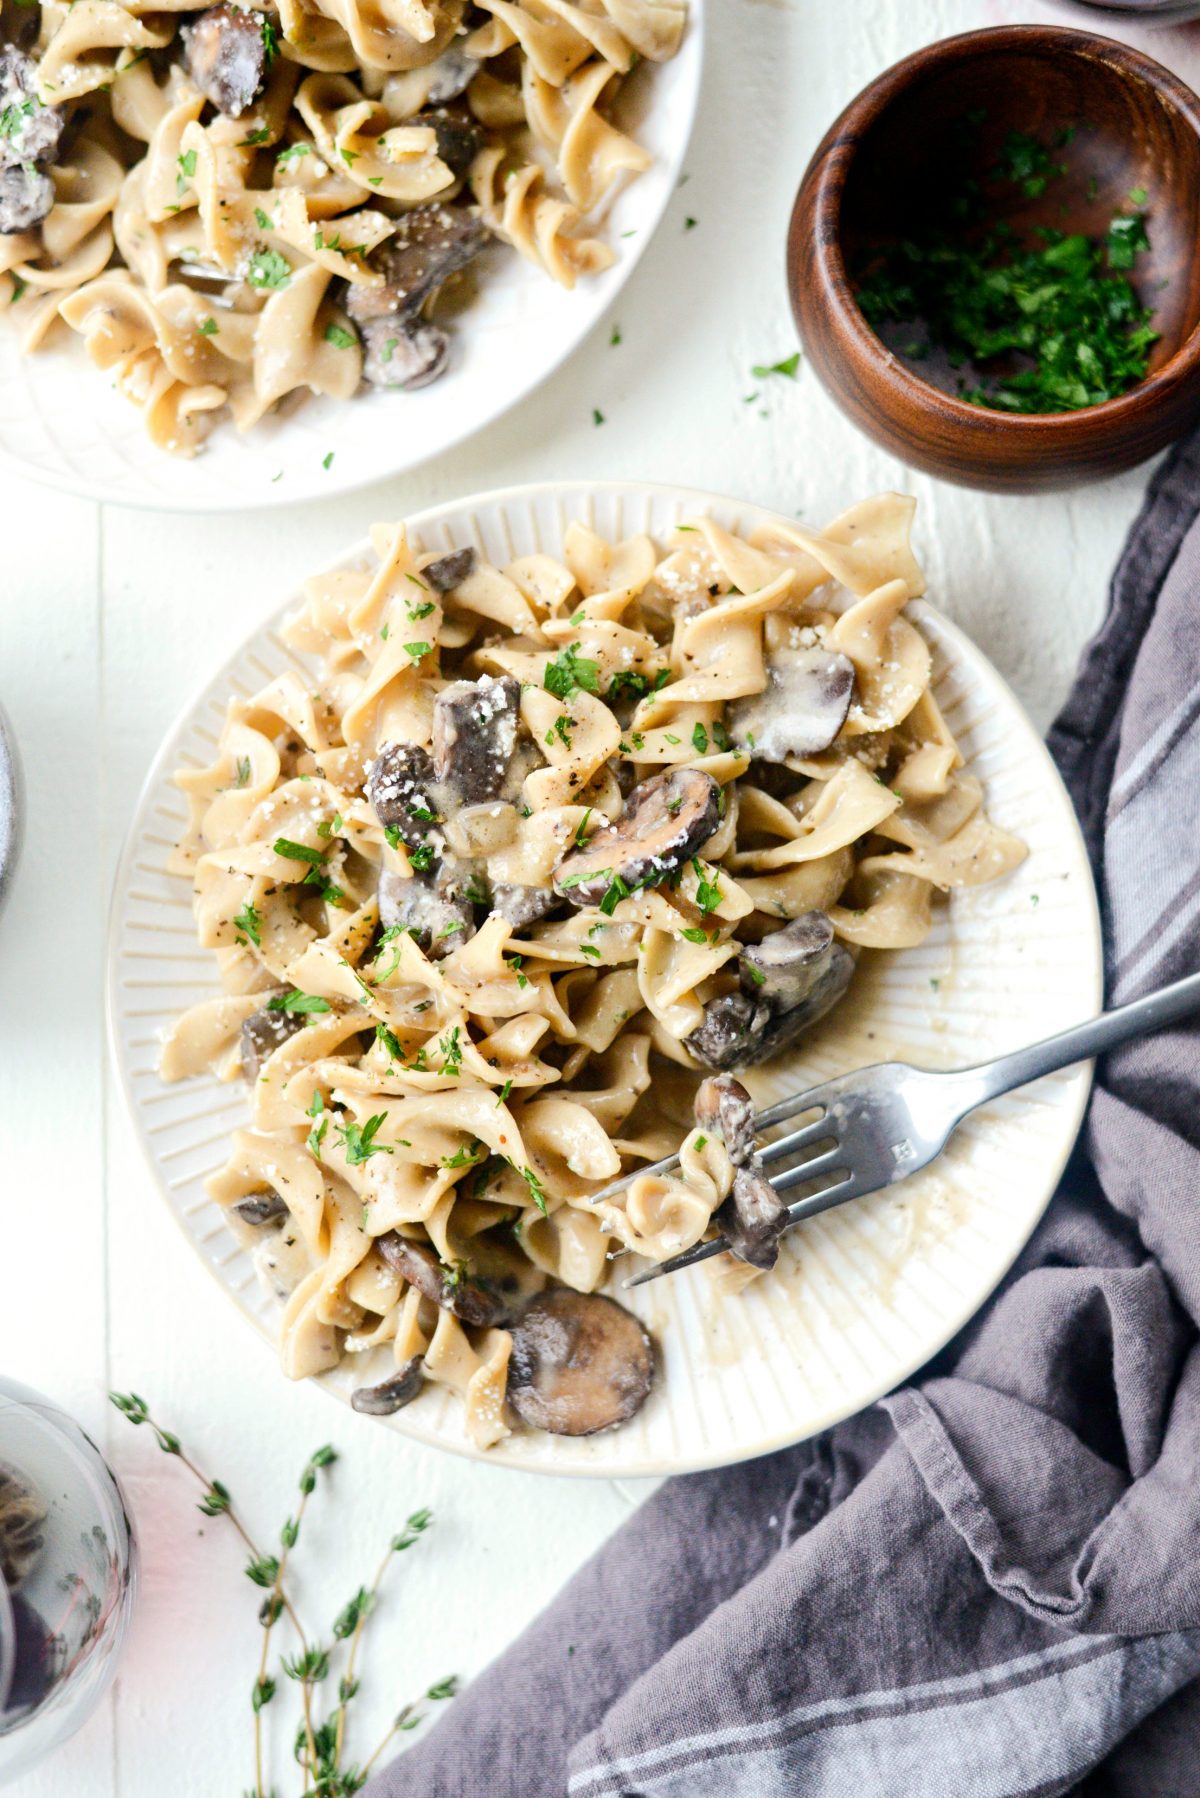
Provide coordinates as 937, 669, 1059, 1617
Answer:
788, 26, 1200, 490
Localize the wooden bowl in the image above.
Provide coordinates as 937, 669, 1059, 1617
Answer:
788, 27, 1200, 491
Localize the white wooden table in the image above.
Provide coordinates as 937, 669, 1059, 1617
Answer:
3, 1, 1195, 1789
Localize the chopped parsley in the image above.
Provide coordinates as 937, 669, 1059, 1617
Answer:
406, 600, 435, 621
608, 667, 669, 703
592, 408, 605, 426
404, 641, 430, 660
745, 963, 766, 988
235, 755, 252, 787
198, 317, 219, 337
573, 808, 593, 848
520, 1165, 548, 1215
751, 353, 800, 379
237, 126, 271, 147
0, 100, 34, 140
610, 323, 622, 345
496, 1079, 513, 1106
691, 722, 709, 754
438, 1026, 463, 1075
578, 942, 601, 959
273, 837, 324, 866
260, 15, 280, 63
335, 1113, 392, 1165
545, 715, 575, 750
323, 452, 334, 470
324, 322, 357, 350
680, 926, 709, 945
544, 643, 600, 700
853, 126, 1158, 413
306, 1091, 327, 1158
254, 206, 272, 230
408, 842, 435, 873
267, 989, 331, 1015
176, 148, 197, 194
375, 1022, 403, 1062
234, 901, 262, 947
441, 1141, 481, 1170
691, 859, 722, 915
247, 247, 291, 290
276, 142, 310, 166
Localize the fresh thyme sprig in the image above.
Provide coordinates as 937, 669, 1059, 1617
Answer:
109, 1394, 456, 1797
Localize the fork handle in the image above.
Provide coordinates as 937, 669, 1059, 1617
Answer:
962, 967, 1200, 1109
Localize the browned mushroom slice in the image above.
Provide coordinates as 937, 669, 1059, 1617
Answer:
378, 867, 474, 957
344, 205, 489, 325
716, 1166, 788, 1270
366, 743, 443, 841
231, 1190, 288, 1226
507, 1290, 655, 1436
360, 317, 449, 391
350, 1356, 425, 1415
741, 911, 844, 1011
0, 48, 65, 171
686, 991, 768, 1072
694, 1073, 756, 1167
0, 163, 53, 235
182, 5, 267, 118
423, 547, 475, 591
490, 882, 558, 930
552, 769, 721, 908
376, 1233, 509, 1327
419, 104, 483, 173
686, 920, 855, 1071
729, 646, 855, 762
241, 1006, 308, 1080
433, 674, 521, 803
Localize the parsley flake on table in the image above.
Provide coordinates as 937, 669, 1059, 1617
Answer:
751, 353, 800, 379
592, 407, 605, 426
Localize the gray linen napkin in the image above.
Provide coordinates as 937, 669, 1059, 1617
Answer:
369, 436, 1200, 1798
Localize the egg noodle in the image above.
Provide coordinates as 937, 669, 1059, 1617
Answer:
160, 493, 1026, 1446
1, 0, 685, 451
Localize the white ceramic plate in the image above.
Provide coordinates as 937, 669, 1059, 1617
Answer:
107, 480, 1103, 1477
0, 20, 702, 513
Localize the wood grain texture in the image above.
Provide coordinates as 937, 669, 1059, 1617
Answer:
2, 1, 1198, 1792
789, 25, 1200, 490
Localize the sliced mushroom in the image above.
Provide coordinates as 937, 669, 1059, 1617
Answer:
694, 1073, 756, 1168
376, 1233, 509, 1327
419, 104, 483, 173
367, 743, 444, 841
0, 163, 53, 235
241, 1005, 308, 1080
741, 911, 844, 1011
351, 1356, 425, 1415
422, 46, 479, 105
490, 882, 558, 930
686, 991, 767, 1072
0, 48, 65, 171
360, 316, 449, 390
729, 646, 855, 763
345, 205, 489, 324
687, 914, 856, 1070
716, 1166, 788, 1271
378, 866, 474, 957
433, 673, 521, 803
506, 1290, 655, 1436
423, 546, 475, 591
182, 5, 267, 118
231, 1190, 288, 1226
552, 769, 721, 907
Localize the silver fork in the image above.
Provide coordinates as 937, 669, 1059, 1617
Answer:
614, 967, 1200, 1289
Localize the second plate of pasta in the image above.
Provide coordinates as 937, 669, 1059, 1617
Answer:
108, 480, 1102, 1475
0, 1, 701, 508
